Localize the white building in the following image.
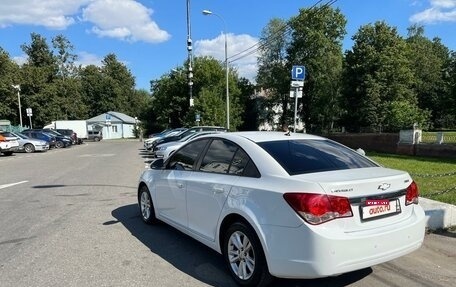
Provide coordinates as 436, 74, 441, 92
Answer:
86, 111, 138, 140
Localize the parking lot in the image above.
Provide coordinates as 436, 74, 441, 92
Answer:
0, 140, 455, 287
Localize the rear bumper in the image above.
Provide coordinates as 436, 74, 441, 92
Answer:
260, 205, 426, 279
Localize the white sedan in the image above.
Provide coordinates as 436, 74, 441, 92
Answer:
137, 132, 425, 286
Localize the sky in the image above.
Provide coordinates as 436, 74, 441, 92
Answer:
0, 0, 455, 91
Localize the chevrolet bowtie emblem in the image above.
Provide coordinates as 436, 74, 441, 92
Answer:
378, 183, 391, 191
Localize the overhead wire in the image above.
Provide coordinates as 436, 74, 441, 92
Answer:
227, 0, 339, 64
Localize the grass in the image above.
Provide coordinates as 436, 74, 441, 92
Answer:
367, 152, 456, 205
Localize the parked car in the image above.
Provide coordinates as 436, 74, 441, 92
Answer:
42, 129, 73, 148
10, 132, 49, 153
20, 130, 57, 149
144, 128, 187, 151
0, 131, 20, 156
154, 131, 225, 159
138, 131, 425, 286
23, 129, 71, 148
87, 130, 103, 141
150, 126, 227, 151
55, 129, 82, 145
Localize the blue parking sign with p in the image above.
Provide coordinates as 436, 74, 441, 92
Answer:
292, 65, 305, 80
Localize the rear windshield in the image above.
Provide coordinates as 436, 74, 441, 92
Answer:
258, 139, 378, 175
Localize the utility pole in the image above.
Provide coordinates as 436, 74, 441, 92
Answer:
186, 0, 194, 107
12, 84, 23, 128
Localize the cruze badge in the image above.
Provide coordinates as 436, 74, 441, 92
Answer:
377, 183, 391, 191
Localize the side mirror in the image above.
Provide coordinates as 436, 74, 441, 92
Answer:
356, 148, 366, 156
150, 158, 164, 170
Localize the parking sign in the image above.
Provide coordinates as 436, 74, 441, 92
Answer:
291, 66, 305, 80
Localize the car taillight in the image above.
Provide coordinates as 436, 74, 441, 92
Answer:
405, 181, 419, 205
283, 193, 353, 225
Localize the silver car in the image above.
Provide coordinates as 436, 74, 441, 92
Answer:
12, 132, 49, 153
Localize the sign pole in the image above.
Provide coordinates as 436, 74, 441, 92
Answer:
293, 87, 298, 132
291, 65, 306, 133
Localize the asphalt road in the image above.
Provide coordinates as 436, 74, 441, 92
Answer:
0, 140, 455, 287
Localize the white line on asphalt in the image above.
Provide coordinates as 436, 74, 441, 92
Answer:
0, 181, 29, 190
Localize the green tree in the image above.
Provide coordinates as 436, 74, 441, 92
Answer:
80, 54, 144, 120
0, 48, 21, 124
256, 18, 292, 129
150, 56, 244, 130
101, 54, 138, 116
51, 35, 87, 120
342, 21, 423, 132
406, 25, 450, 128
237, 77, 259, 131
20, 33, 59, 127
442, 51, 456, 128
287, 6, 347, 133
80, 64, 115, 117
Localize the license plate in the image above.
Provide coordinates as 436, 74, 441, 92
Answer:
360, 199, 401, 221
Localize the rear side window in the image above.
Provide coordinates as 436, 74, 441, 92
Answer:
168, 139, 209, 171
258, 139, 378, 175
200, 139, 237, 174
199, 139, 260, 178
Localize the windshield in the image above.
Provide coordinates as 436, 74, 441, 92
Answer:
15, 133, 28, 139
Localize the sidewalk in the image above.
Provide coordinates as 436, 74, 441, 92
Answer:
420, 197, 456, 230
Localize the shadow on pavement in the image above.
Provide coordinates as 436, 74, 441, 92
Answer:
111, 204, 372, 287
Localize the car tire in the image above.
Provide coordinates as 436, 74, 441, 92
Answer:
55, 141, 64, 148
94, 137, 100, 142
138, 185, 157, 224
224, 222, 272, 287
24, 143, 35, 153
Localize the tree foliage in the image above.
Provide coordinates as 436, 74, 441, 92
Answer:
150, 56, 246, 131
342, 21, 429, 132
1, 12, 456, 134
257, 18, 292, 129
406, 25, 450, 129
288, 6, 346, 132
1, 33, 149, 129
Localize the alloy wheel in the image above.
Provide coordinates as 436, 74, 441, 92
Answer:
140, 191, 151, 220
227, 231, 256, 280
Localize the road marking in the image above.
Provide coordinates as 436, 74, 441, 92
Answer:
78, 154, 115, 157
0, 180, 28, 190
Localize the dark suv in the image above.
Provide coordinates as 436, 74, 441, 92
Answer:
55, 129, 82, 145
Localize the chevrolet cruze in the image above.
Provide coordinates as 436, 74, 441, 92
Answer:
137, 132, 425, 286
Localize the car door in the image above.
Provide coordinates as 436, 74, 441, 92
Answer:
186, 139, 244, 242
155, 139, 210, 228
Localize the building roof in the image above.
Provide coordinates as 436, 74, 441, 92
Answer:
86, 111, 137, 124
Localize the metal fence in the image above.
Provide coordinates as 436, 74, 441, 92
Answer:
421, 132, 456, 144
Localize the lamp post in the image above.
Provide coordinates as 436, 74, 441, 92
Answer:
11, 84, 22, 128
202, 9, 229, 130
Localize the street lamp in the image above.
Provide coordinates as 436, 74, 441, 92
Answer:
202, 9, 230, 130
11, 84, 22, 128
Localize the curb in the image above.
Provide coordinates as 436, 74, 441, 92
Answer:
420, 197, 456, 230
